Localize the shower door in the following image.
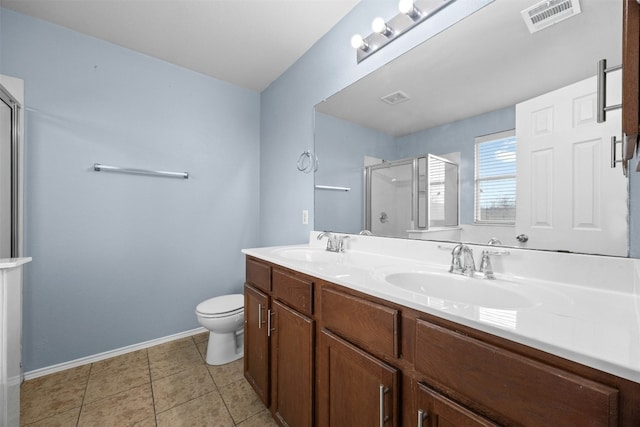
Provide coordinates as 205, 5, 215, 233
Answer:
0, 84, 20, 258
365, 159, 414, 237
365, 155, 459, 238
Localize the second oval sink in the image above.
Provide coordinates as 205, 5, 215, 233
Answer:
384, 271, 533, 309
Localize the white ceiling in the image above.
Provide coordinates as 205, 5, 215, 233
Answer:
316, 0, 622, 136
0, 0, 360, 92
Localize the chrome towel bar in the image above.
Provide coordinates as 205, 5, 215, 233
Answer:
93, 163, 189, 179
315, 185, 350, 191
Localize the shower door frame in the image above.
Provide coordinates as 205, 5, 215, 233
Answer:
0, 83, 22, 257
364, 158, 416, 235
364, 154, 459, 235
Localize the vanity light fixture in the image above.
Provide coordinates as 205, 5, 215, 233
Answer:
351, 0, 456, 63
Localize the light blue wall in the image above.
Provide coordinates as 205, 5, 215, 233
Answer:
260, 0, 494, 246
396, 106, 515, 225
0, 9, 261, 371
314, 112, 396, 233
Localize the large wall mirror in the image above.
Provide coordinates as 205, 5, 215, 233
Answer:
314, 0, 629, 256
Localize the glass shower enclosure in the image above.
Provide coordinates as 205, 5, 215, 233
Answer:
365, 154, 459, 238
0, 84, 19, 258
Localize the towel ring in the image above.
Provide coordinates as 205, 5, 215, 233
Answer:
297, 150, 319, 173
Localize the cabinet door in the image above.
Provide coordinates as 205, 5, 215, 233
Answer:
318, 329, 398, 427
244, 284, 270, 405
271, 300, 314, 427
416, 383, 498, 427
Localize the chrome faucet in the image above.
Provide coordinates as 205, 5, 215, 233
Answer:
449, 243, 509, 279
450, 244, 475, 277
478, 251, 495, 279
317, 232, 349, 253
317, 232, 336, 251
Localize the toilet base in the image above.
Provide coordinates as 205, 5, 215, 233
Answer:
205, 329, 244, 365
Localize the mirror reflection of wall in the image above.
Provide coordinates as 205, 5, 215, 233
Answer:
314, 112, 396, 234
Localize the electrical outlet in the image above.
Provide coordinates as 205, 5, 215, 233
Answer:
302, 209, 309, 225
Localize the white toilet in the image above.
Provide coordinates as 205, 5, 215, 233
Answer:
195, 294, 244, 365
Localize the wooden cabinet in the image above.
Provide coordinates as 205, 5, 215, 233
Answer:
244, 283, 270, 405
317, 329, 398, 427
244, 257, 315, 426
271, 300, 314, 426
245, 256, 640, 426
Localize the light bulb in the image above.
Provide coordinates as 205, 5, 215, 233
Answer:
350, 34, 367, 50
372, 17, 390, 35
398, 0, 414, 14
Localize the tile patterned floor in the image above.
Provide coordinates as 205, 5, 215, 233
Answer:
20, 332, 278, 427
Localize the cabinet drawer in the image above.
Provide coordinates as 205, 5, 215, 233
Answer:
246, 257, 271, 292
321, 287, 399, 359
272, 269, 313, 316
415, 319, 619, 426
417, 382, 499, 427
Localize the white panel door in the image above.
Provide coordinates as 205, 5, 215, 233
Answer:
515, 73, 627, 256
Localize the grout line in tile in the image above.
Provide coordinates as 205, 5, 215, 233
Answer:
144, 349, 159, 425
204, 358, 241, 426
74, 362, 93, 427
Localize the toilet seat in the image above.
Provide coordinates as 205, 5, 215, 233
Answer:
196, 294, 243, 318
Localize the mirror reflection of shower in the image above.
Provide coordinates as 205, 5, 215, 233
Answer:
365, 154, 459, 238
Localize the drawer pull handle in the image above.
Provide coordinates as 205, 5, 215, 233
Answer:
379, 384, 390, 427
417, 409, 428, 427
267, 309, 275, 337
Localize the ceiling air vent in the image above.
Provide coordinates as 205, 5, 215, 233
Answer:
521, 0, 581, 34
381, 90, 410, 106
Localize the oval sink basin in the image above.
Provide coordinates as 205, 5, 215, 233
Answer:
274, 248, 340, 263
384, 272, 532, 309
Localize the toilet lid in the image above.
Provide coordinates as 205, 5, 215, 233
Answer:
197, 294, 244, 315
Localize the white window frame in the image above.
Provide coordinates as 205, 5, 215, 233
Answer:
474, 129, 517, 224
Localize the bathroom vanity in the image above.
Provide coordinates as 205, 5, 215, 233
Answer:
243, 234, 640, 426
0, 257, 32, 427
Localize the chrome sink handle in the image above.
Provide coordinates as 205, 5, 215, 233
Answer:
478, 249, 509, 279
336, 235, 350, 253
479, 250, 495, 280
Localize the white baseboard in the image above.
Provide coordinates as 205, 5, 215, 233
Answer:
23, 327, 207, 381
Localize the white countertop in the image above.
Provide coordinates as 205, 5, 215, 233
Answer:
243, 234, 640, 383
0, 257, 31, 269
